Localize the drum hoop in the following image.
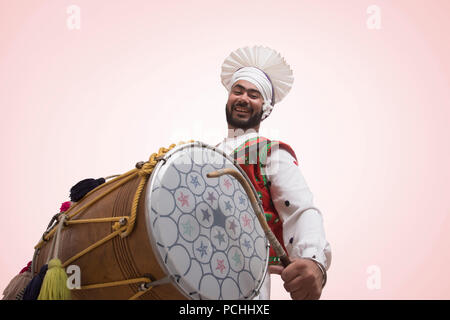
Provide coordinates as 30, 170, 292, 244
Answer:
144, 141, 270, 300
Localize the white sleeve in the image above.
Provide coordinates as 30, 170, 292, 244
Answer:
265, 147, 332, 270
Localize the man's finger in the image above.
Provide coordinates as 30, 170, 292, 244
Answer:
290, 287, 309, 300
268, 265, 284, 275
283, 274, 305, 293
280, 259, 316, 283
278, 261, 307, 283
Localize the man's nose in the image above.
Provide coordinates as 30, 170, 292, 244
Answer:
237, 93, 250, 104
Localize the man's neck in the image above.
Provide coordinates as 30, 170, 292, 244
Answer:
227, 125, 260, 139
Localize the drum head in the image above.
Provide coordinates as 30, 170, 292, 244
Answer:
145, 142, 269, 300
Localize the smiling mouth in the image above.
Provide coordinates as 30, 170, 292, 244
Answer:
233, 106, 251, 114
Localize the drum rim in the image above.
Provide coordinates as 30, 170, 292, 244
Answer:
144, 141, 270, 300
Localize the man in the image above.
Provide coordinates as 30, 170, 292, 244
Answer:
215, 46, 332, 300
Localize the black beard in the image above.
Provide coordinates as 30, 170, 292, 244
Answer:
225, 103, 263, 130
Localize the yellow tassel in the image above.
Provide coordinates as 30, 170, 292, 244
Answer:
37, 259, 71, 300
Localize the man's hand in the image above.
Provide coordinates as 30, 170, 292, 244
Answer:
269, 258, 324, 300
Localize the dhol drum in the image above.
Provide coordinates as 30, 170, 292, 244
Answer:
32, 141, 269, 300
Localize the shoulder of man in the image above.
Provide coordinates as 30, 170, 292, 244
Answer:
230, 135, 299, 167
260, 137, 299, 166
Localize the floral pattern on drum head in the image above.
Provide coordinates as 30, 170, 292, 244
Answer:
146, 144, 268, 300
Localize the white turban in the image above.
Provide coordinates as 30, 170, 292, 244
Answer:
221, 46, 294, 120
230, 67, 274, 121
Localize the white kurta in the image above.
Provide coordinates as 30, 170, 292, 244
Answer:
215, 131, 332, 299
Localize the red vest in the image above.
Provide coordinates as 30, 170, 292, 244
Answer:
232, 136, 298, 265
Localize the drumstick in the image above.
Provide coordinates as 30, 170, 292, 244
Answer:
207, 168, 291, 268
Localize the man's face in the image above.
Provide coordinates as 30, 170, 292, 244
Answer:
226, 80, 264, 130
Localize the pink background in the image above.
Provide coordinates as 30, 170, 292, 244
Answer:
1, 0, 449, 299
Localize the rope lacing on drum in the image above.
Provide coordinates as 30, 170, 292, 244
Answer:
33, 140, 194, 300
121, 145, 180, 238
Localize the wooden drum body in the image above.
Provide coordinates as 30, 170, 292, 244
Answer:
33, 142, 269, 300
